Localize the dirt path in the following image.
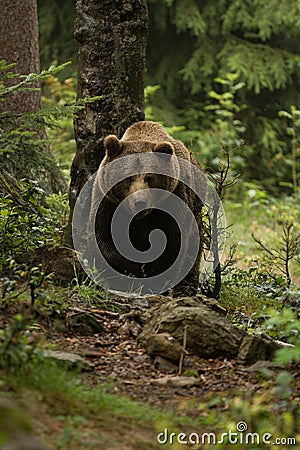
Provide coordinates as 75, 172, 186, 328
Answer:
52, 306, 266, 412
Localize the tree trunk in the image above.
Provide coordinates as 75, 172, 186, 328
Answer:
0, 0, 67, 195
0, 0, 41, 113
68, 0, 148, 242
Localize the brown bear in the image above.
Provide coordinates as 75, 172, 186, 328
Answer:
88, 121, 204, 296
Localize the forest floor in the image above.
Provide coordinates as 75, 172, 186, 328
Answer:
1, 290, 300, 449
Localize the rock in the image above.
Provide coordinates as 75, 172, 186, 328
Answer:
150, 376, 201, 387
140, 296, 284, 364
237, 334, 283, 365
153, 356, 178, 373
144, 333, 184, 364
43, 350, 93, 371
140, 297, 244, 359
118, 310, 145, 337
117, 318, 143, 337
67, 312, 104, 335
196, 294, 227, 315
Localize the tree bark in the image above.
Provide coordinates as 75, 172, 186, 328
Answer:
0, 0, 41, 113
0, 0, 67, 195
68, 0, 148, 242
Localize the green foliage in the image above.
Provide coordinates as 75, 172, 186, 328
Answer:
220, 265, 279, 323
264, 308, 300, 365
147, 0, 300, 192
38, 0, 77, 78
264, 308, 300, 343
220, 188, 300, 331
3, 354, 186, 449
278, 105, 300, 193
218, 41, 300, 94
42, 75, 77, 175
0, 315, 41, 369
0, 60, 101, 278
0, 59, 67, 103
0, 177, 69, 271
0, 60, 72, 192
144, 84, 161, 121
202, 74, 250, 174
276, 346, 300, 365
0, 59, 98, 191
172, 0, 206, 36
253, 221, 300, 287
251, 191, 300, 285
222, 0, 300, 41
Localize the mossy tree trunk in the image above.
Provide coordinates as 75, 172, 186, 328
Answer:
68, 0, 148, 242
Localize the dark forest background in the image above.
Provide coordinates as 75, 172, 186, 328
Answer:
38, 0, 300, 195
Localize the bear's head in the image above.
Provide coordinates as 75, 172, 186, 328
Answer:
97, 135, 180, 218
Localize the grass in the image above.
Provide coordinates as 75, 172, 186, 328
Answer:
1, 358, 183, 449
225, 194, 300, 282
1, 354, 299, 450
29, 357, 265, 450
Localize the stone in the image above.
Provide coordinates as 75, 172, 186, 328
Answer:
153, 356, 178, 373
140, 297, 286, 365
140, 297, 244, 359
144, 332, 184, 364
150, 376, 201, 387
43, 350, 93, 371
237, 334, 284, 365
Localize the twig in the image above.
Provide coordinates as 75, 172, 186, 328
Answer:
69, 306, 119, 318
178, 324, 188, 376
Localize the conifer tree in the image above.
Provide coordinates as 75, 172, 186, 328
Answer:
0, 0, 66, 194
37, 0, 300, 191
147, 0, 300, 190
38, 0, 77, 77
0, 0, 41, 113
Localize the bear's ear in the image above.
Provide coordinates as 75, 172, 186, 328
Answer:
104, 135, 123, 158
153, 141, 174, 156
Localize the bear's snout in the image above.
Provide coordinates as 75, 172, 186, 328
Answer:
128, 189, 152, 217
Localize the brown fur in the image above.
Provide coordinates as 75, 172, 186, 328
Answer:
89, 121, 204, 296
